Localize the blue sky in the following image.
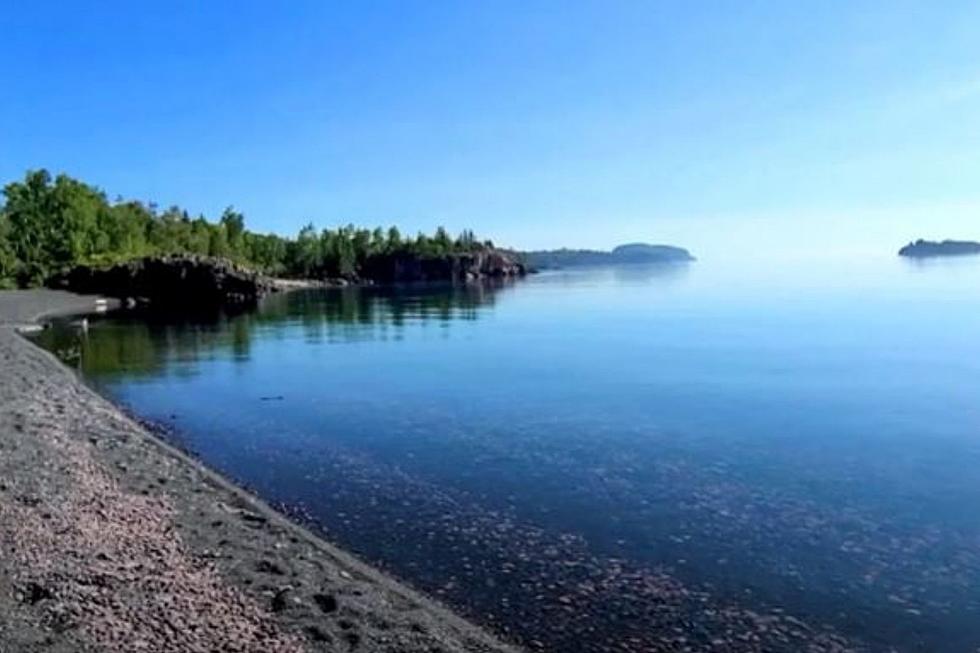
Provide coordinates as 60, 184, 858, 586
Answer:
2, 1, 979, 257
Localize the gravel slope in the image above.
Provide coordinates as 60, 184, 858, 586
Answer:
0, 290, 520, 653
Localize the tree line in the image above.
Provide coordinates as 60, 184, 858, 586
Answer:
0, 169, 492, 288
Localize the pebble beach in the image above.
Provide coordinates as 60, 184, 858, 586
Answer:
0, 289, 519, 653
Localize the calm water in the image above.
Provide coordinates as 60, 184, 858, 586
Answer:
37, 256, 980, 652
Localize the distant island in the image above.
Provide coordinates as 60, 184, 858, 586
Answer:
523, 243, 695, 270
898, 239, 980, 258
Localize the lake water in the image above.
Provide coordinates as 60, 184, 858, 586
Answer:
36, 255, 980, 652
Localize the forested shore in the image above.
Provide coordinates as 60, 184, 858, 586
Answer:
0, 170, 501, 288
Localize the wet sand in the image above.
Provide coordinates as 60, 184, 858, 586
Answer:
0, 290, 520, 653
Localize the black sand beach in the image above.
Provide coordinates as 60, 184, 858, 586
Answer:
0, 290, 519, 653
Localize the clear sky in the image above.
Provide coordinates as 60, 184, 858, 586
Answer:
2, 1, 979, 258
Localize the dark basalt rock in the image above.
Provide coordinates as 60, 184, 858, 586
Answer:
48, 249, 526, 308
47, 255, 279, 307
271, 588, 291, 613
312, 592, 339, 614
255, 559, 286, 575
360, 249, 527, 283
898, 239, 980, 258
21, 582, 53, 605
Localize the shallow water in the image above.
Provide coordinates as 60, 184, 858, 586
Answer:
37, 255, 980, 651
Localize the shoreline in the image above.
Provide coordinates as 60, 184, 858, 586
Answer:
0, 289, 520, 652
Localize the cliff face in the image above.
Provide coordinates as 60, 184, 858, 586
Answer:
360, 250, 526, 283
48, 256, 278, 306
899, 240, 980, 258
48, 250, 527, 307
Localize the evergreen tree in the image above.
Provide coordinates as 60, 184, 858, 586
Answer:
220, 207, 246, 258
387, 226, 402, 251
0, 212, 18, 288
0, 169, 496, 288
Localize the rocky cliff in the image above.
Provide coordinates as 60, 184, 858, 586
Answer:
360, 249, 527, 283
48, 256, 279, 306
48, 250, 527, 308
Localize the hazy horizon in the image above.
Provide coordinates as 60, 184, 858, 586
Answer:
6, 5, 980, 650
3, 1, 979, 259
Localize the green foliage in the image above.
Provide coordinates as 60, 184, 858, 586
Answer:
220, 207, 246, 257
0, 212, 18, 288
0, 169, 490, 288
2, 170, 93, 284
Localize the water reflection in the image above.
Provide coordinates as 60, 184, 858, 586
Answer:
900, 253, 980, 273
611, 261, 691, 284
30, 262, 980, 652
529, 262, 691, 288
36, 279, 516, 379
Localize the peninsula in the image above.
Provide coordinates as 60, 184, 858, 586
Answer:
523, 243, 694, 270
0, 170, 526, 650
0, 170, 524, 296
